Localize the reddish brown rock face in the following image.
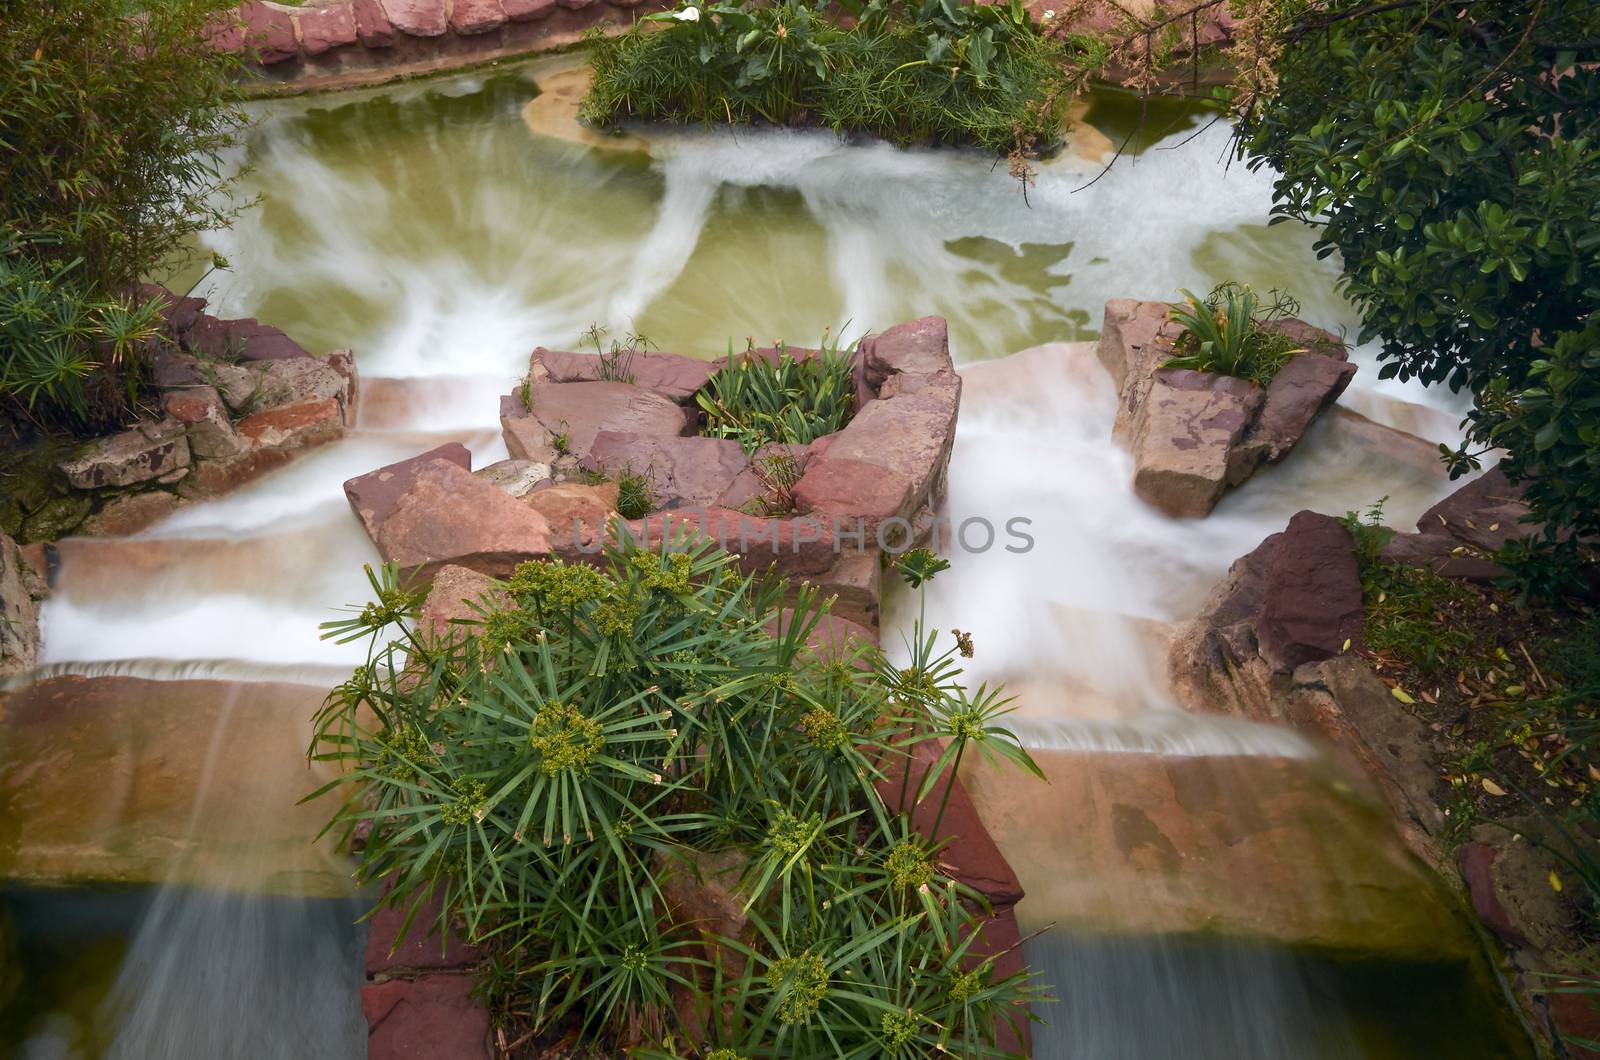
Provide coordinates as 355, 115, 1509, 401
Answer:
1256, 510, 1364, 673
792, 455, 914, 533
417, 564, 509, 643
238, 0, 298, 63
1245, 354, 1357, 463
499, 0, 556, 19
379, 0, 450, 36
350, 0, 397, 45
374, 461, 553, 583
186, 314, 310, 362
529, 347, 717, 403
345, 443, 474, 539
362, 975, 491, 1060
859, 314, 953, 387
237, 397, 344, 451
449, 0, 507, 33
585, 432, 748, 510
524, 481, 619, 555
1417, 465, 1540, 553
295, 2, 359, 54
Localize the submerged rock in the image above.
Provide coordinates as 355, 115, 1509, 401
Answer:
0, 675, 353, 896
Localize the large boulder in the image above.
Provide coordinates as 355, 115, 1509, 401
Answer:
449, 0, 507, 33
374, 461, 552, 584
859, 314, 954, 387
1237, 353, 1357, 464
1256, 511, 1364, 673
380, 0, 450, 36
351, 0, 396, 47
1129, 369, 1263, 518
344, 443, 474, 540
502, 381, 689, 463
59, 418, 190, 489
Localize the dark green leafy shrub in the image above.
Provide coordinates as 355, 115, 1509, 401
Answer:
697, 336, 856, 452
1164, 282, 1310, 386
1239, 0, 1600, 542
0, 238, 164, 424
0, 0, 248, 430
312, 540, 1046, 1056
615, 467, 655, 519
582, 0, 1096, 157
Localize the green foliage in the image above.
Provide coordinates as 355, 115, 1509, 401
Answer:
0, 0, 249, 430
1239, 0, 1600, 540
615, 467, 655, 520
1164, 281, 1312, 386
583, 322, 655, 385
697, 335, 856, 452
0, 238, 164, 424
311, 540, 1045, 1056
582, 0, 1094, 157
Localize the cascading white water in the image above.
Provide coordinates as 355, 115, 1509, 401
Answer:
13, 58, 1508, 1058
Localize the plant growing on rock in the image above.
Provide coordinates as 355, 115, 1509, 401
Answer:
581, 0, 1096, 160
697, 335, 856, 452
1164, 282, 1311, 386
311, 538, 1046, 1056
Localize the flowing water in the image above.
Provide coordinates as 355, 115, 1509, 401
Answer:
1, 56, 1521, 1057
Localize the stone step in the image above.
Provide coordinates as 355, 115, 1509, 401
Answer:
0, 675, 353, 897
961, 747, 1480, 964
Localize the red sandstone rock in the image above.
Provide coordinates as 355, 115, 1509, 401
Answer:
237, 397, 344, 451
449, 0, 507, 33
202, 8, 245, 53
418, 565, 509, 644
162, 386, 244, 460
528, 346, 715, 403
718, 442, 810, 513
1379, 531, 1503, 583
351, 0, 397, 45
1243, 353, 1357, 463
380, 0, 450, 36
185, 313, 310, 362
524, 481, 619, 556
1256, 510, 1363, 674
584, 432, 747, 511
1417, 465, 1540, 553
792, 455, 914, 532
365, 885, 483, 975
375, 461, 553, 583
296, 2, 358, 53
1457, 842, 1526, 947
238, 1, 299, 63
363, 975, 491, 1060
860, 315, 952, 387
344, 443, 474, 541
818, 371, 960, 512
500, 0, 556, 19
508, 380, 690, 463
